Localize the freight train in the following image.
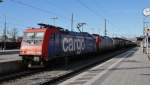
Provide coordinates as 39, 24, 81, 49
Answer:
19, 23, 135, 67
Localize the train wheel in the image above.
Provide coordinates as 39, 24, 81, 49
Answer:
43, 61, 49, 67
28, 63, 32, 68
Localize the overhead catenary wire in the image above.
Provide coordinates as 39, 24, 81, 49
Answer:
75, 0, 124, 37
10, 0, 70, 22
76, 0, 105, 19
93, 2, 126, 37
10, 0, 56, 15
10, 0, 82, 32
10, 0, 123, 37
75, 0, 111, 35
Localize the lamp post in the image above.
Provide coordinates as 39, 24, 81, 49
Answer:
3, 15, 6, 50
143, 8, 150, 54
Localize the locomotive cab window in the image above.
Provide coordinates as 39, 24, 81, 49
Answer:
23, 32, 44, 45
34, 32, 44, 45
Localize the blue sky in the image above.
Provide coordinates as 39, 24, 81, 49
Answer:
0, 0, 149, 38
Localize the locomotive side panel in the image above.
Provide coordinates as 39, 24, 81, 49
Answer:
99, 36, 113, 51
59, 32, 96, 57
48, 32, 61, 59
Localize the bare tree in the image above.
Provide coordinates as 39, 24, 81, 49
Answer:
12, 28, 18, 41
8, 28, 18, 41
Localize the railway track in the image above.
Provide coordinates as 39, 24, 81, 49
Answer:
0, 68, 45, 82
0, 48, 133, 85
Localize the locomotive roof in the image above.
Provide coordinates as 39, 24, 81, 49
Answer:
38, 23, 63, 30
63, 31, 93, 37
113, 37, 131, 41
38, 23, 94, 38
101, 36, 112, 39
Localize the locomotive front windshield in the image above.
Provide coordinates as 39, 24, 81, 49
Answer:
23, 32, 44, 45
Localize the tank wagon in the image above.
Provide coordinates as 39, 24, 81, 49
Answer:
20, 23, 135, 67
112, 37, 136, 49
92, 34, 114, 52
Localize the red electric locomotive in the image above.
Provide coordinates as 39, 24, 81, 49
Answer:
20, 23, 96, 67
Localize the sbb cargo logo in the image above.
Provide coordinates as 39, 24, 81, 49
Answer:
62, 37, 85, 54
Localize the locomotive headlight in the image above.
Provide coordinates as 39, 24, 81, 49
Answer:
34, 57, 40, 62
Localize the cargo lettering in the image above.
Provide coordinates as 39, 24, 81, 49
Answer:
62, 37, 85, 54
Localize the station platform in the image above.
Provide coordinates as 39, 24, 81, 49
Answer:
59, 47, 150, 85
0, 49, 19, 55
0, 54, 22, 75
0, 54, 21, 63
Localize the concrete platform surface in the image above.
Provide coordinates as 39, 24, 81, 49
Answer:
0, 49, 19, 55
0, 54, 22, 75
59, 47, 150, 85
0, 54, 21, 63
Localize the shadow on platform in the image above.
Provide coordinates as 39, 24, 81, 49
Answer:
140, 73, 150, 76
